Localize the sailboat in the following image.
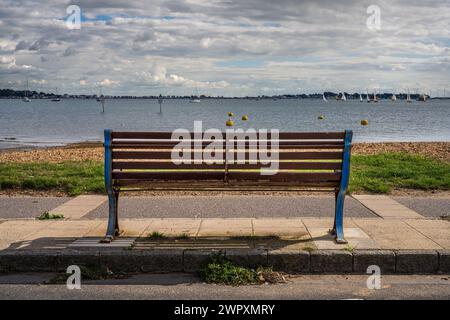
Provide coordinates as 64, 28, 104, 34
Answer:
51, 87, 61, 102
189, 88, 201, 103
22, 78, 31, 102
391, 94, 397, 101
406, 89, 412, 103
366, 90, 371, 103
322, 93, 327, 102
158, 94, 164, 113
359, 93, 363, 102
336, 92, 346, 101
373, 91, 378, 103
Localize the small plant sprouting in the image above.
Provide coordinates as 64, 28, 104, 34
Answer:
175, 233, 190, 240
343, 244, 356, 252
303, 246, 316, 253
36, 211, 64, 220
147, 231, 166, 240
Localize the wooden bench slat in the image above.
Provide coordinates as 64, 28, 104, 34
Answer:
111, 140, 344, 146
111, 131, 345, 140
112, 151, 343, 160
112, 171, 341, 182
113, 180, 340, 188
112, 161, 342, 170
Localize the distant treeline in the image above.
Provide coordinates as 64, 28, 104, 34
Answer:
0, 88, 431, 100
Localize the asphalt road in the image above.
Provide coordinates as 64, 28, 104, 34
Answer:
0, 197, 69, 219
1, 195, 449, 220
0, 273, 449, 300
86, 195, 377, 219
394, 196, 450, 218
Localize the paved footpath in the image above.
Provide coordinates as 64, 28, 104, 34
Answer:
0, 194, 449, 274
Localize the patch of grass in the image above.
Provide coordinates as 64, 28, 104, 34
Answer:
174, 233, 190, 240
0, 161, 104, 196
36, 211, 64, 220
350, 153, 450, 194
202, 256, 258, 286
342, 244, 356, 252
201, 256, 285, 286
303, 246, 316, 253
146, 231, 166, 240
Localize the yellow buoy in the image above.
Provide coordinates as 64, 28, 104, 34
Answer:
228, 112, 234, 117
226, 119, 234, 127
318, 115, 325, 120
361, 119, 369, 126
242, 115, 249, 121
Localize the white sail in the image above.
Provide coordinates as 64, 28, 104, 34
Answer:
22, 78, 31, 102
341, 93, 346, 101
322, 93, 327, 102
406, 89, 412, 102
359, 93, 363, 102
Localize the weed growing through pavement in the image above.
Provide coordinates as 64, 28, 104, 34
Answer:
36, 211, 64, 220
146, 231, 166, 240
201, 255, 286, 286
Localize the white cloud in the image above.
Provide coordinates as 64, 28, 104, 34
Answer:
0, 0, 449, 95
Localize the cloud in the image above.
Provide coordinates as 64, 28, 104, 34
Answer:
0, 0, 449, 95
99, 78, 119, 86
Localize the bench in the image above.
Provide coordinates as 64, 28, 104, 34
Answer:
102, 129, 353, 243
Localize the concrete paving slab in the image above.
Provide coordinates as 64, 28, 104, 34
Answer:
197, 218, 253, 237
23, 220, 102, 239
135, 238, 254, 250
352, 195, 425, 219
69, 237, 136, 248
301, 217, 358, 228
352, 219, 443, 250
306, 227, 380, 250
404, 219, 450, 249
85, 219, 152, 237
0, 220, 55, 241
252, 218, 308, 239
144, 218, 202, 237
49, 195, 107, 219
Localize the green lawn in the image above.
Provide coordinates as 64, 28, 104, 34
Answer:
349, 153, 450, 193
0, 161, 104, 196
0, 153, 449, 195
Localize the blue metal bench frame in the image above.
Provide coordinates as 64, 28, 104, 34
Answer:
102, 129, 353, 244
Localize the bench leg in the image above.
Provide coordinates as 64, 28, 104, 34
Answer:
102, 191, 120, 243
332, 191, 348, 244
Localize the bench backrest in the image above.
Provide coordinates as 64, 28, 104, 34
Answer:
104, 130, 352, 190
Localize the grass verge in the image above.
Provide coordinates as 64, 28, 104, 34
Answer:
350, 153, 450, 193
0, 161, 104, 196
0, 153, 448, 195
201, 256, 285, 286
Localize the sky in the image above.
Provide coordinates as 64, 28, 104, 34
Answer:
0, 0, 449, 96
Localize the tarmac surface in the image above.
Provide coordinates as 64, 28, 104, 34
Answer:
1, 195, 449, 220
86, 195, 377, 219
0, 273, 449, 299
0, 197, 69, 219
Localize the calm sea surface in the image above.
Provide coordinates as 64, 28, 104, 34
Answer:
0, 98, 449, 148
